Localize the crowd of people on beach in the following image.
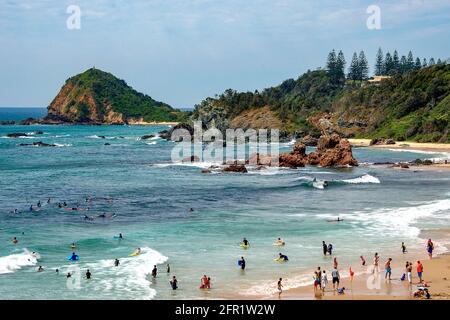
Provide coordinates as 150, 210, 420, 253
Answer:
6, 197, 439, 299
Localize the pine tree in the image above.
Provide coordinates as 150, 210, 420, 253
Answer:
384, 52, 394, 75
422, 58, 428, 68
414, 57, 422, 70
348, 52, 359, 81
375, 47, 384, 76
437, 58, 442, 64
400, 55, 407, 74
336, 50, 346, 84
358, 51, 369, 80
326, 50, 337, 77
406, 51, 415, 72
392, 50, 400, 74
429, 58, 435, 66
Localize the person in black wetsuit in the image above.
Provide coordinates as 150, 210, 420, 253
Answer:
322, 241, 328, 256
239, 257, 246, 270
114, 259, 120, 267
170, 276, 178, 290
37, 201, 41, 208
152, 265, 157, 278
85, 269, 91, 279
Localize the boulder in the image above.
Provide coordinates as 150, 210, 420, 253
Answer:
182, 155, 200, 163
370, 138, 396, 146
159, 123, 194, 141
201, 169, 212, 174
222, 164, 248, 173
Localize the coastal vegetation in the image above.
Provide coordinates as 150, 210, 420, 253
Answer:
190, 49, 449, 143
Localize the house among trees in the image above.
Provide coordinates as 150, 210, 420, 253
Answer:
367, 75, 392, 84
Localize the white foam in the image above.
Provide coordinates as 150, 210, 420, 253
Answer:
341, 174, 380, 184
146, 142, 157, 145
60, 247, 168, 299
0, 249, 40, 274
54, 143, 72, 147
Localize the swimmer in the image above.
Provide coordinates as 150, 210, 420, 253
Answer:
239, 257, 246, 270
114, 259, 120, 267
37, 201, 41, 208
56, 269, 59, 274
12, 237, 18, 244
66, 272, 72, 278
58, 203, 62, 208
167, 264, 170, 273
85, 269, 91, 279
278, 253, 288, 261
70, 243, 76, 249
37, 266, 44, 272
29, 205, 33, 212
275, 238, 285, 246
13, 209, 18, 214
118, 233, 123, 239
242, 238, 249, 246
98, 213, 106, 218
47, 198, 51, 204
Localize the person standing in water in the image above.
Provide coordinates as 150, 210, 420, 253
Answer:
322, 241, 327, 256
401, 242, 407, 254
327, 243, 333, 255
114, 259, 120, 267
373, 253, 380, 273
242, 238, 249, 246
277, 278, 283, 297
170, 276, 178, 290
12, 237, 18, 244
385, 258, 392, 280
37, 201, 41, 208
239, 257, 246, 270
152, 265, 157, 278
166, 264, 170, 273
85, 269, 91, 279
427, 239, 434, 259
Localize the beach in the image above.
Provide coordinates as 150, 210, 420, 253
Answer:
349, 138, 450, 153
267, 246, 450, 300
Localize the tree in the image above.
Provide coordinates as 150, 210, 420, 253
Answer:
422, 58, 428, 68
414, 57, 422, 70
335, 50, 346, 85
375, 47, 384, 76
358, 51, 369, 80
384, 52, 394, 75
437, 58, 442, 64
348, 52, 359, 81
400, 55, 407, 74
406, 51, 415, 72
429, 58, 435, 66
392, 50, 400, 74
326, 50, 337, 75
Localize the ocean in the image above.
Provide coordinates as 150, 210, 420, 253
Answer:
0, 108, 449, 299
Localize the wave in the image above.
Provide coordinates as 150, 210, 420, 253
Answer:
59, 247, 168, 299
0, 249, 41, 274
54, 143, 72, 147
146, 142, 157, 145
341, 174, 381, 184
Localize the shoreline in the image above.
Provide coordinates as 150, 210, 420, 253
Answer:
349, 138, 450, 153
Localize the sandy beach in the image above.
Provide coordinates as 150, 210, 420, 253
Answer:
349, 138, 450, 153
127, 121, 179, 126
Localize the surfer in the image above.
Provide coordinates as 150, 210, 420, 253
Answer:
152, 265, 157, 278
170, 276, 178, 290
37, 200, 41, 208
29, 205, 33, 212
277, 253, 288, 261
69, 252, 78, 261
118, 233, 123, 239
85, 269, 91, 279
114, 259, 120, 267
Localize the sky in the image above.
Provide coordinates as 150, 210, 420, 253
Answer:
0, 0, 449, 109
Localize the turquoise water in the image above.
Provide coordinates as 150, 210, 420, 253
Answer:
0, 120, 450, 299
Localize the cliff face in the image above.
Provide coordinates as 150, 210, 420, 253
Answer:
44, 68, 185, 124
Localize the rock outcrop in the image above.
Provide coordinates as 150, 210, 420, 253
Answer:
278, 134, 358, 168
222, 164, 248, 173
19, 141, 57, 147
369, 138, 396, 146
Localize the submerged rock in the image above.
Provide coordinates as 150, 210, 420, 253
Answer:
7, 132, 28, 138
141, 134, 155, 140
19, 141, 57, 147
